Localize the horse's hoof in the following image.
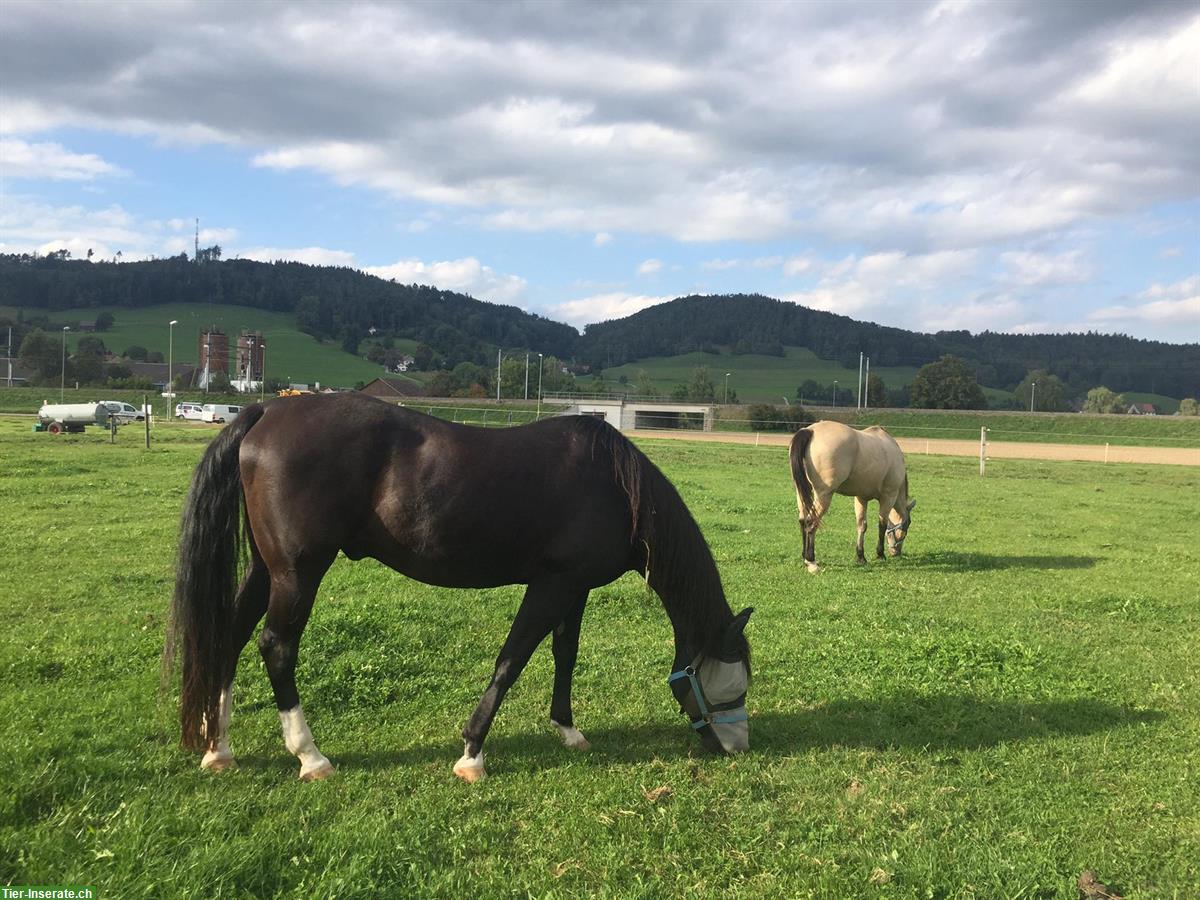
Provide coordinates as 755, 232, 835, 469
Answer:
805, 562, 821, 574
855, 556, 867, 566
453, 753, 487, 783
552, 721, 591, 751
299, 761, 336, 782
200, 751, 236, 772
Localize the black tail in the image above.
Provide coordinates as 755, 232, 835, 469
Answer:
163, 404, 266, 750
790, 427, 815, 526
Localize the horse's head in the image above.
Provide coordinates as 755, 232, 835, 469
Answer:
669, 607, 753, 755
887, 498, 916, 556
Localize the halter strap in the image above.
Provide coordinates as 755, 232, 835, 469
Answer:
668, 665, 748, 730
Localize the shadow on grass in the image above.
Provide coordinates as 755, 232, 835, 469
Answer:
904, 551, 1099, 571
260, 694, 1162, 774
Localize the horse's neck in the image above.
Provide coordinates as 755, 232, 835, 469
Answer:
646, 529, 732, 661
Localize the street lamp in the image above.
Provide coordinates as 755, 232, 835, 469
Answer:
168, 319, 178, 417
524, 353, 530, 401
536, 352, 544, 421
833, 379, 838, 408
259, 342, 267, 403
60, 326, 69, 402
724, 372, 731, 405
1030, 381, 1037, 413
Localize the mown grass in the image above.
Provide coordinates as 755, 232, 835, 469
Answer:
0, 418, 1197, 897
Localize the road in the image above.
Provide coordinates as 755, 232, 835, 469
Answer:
632, 429, 1200, 466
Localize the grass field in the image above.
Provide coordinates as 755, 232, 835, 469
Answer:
2, 302, 388, 387
1, 418, 1197, 897
581, 346, 927, 404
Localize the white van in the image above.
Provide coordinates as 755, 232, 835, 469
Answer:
201, 403, 242, 424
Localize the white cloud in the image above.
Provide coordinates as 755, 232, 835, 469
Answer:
1001, 250, 1093, 286
782, 255, 813, 276
1090, 275, 1200, 328
701, 258, 741, 271
365, 256, 527, 305
552, 292, 675, 328
0, 139, 124, 180
637, 258, 662, 276
1159, 246, 1181, 259
592, 232, 612, 246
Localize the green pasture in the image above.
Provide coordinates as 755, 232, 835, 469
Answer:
583, 346, 924, 403
2, 302, 389, 387
1, 418, 1197, 897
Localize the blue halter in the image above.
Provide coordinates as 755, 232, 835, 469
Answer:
668, 664, 748, 730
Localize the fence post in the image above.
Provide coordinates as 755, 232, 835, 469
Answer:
144, 392, 150, 448
1105, 442, 1109, 464
979, 426, 988, 476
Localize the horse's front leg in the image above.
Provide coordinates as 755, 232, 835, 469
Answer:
854, 497, 868, 565
876, 515, 887, 559
550, 594, 590, 751
455, 582, 564, 783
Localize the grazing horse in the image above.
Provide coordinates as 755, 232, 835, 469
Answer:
789, 420, 916, 573
164, 392, 753, 782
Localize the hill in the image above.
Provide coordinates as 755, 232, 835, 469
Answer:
575, 294, 1200, 400
3, 254, 1196, 403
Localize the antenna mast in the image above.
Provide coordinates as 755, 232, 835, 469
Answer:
195, 217, 200, 263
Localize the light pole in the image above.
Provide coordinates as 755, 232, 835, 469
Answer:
260, 342, 267, 403
536, 352, 544, 420
833, 379, 838, 408
496, 347, 502, 402
524, 353, 530, 401
724, 372, 731, 404
60, 326, 69, 401
1030, 381, 1037, 413
168, 319, 177, 416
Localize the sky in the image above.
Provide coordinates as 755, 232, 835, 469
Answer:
1, 0, 1197, 342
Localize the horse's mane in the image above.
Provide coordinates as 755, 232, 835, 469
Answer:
572, 417, 741, 664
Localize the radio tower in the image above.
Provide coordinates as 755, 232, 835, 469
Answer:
194, 217, 200, 263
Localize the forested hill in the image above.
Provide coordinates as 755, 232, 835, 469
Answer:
0, 253, 578, 365
575, 294, 1200, 397
3, 254, 1195, 397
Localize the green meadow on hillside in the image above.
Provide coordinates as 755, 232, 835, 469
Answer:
0, 418, 1197, 897
2, 302, 395, 387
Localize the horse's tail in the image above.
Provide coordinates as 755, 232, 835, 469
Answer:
163, 403, 266, 750
790, 427, 816, 527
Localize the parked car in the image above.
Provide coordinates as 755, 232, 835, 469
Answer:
99, 400, 144, 425
201, 403, 242, 424
175, 402, 204, 421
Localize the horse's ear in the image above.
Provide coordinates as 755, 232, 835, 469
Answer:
729, 607, 754, 635
907, 498, 917, 512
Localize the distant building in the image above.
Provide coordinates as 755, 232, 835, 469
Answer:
359, 376, 427, 399
236, 331, 265, 382
197, 328, 229, 388
1127, 402, 1157, 415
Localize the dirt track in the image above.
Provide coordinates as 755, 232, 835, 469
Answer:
633, 429, 1200, 466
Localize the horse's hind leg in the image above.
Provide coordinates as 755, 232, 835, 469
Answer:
455, 580, 567, 783
549, 593, 589, 751
259, 558, 336, 781
854, 498, 868, 565
201, 557, 269, 772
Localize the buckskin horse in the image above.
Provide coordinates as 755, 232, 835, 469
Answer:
789, 420, 916, 573
165, 392, 752, 782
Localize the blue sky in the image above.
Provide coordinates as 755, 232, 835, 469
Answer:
1, 1, 1196, 341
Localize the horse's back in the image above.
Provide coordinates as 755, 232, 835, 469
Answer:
798, 420, 905, 500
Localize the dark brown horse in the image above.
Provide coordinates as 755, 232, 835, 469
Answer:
165, 392, 752, 782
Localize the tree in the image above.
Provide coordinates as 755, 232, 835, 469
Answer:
77, 335, 107, 355
95, 312, 114, 332
687, 366, 716, 402
146, 350, 164, 363
909, 355, 987, 409
124, 345, 149, 361
866, 373, 887, 407
19, 328, 59, 378
1179, 398, 1199, 416
634, 369, 658, 398
1082, 386, 1126, 414
1014, 369, 1069, 412
207, 371, 232, 393
71, 352, 105, 384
